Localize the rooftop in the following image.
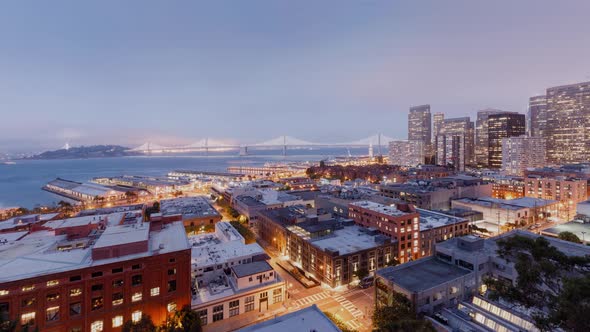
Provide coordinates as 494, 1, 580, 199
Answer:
237, 305, 341, 332
232, 261, 273, 278
0, 219, 189, 283
309, 224, 391, 255
377, 256, 472, 292
417, 209, 468, 229
542, 221, 590, 243
160, 196, 220, 219
0, 213, 60, 231
350, 200, 413, 217
454, 197, 557, 210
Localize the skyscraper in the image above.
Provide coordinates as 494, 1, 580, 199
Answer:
544, 81, 590, 163
436, 117, 475, 170
487, 113, 526, 168
388, 140, 425, 167
528, 95, 547, 137
408, 105, 431, 144
432, 112, 444, 163
475, 108, 509, 168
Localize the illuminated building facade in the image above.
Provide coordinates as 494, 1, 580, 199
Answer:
487, 113, 526, 169
501, 136, 546, 176
528, 95, 547, 137
475, 109, 505, 168
388, 140, 425, 167
544, 81, 590, 163
436, 117, 475, 170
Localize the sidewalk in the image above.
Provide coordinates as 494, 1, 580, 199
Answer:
202, 303, 287, 332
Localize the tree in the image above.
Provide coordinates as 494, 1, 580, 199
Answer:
353, 267, 369, 281
558, 231, 582, 244
484, 235, 590, 331
373, 293, 435, 332
230, 221, 256, 244
322, 311, 355, 332
122, 314, 156, 332
159, 305, 202, 332
125, 191, 138, 203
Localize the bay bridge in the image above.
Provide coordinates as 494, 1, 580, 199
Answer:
130, 134, 396, 156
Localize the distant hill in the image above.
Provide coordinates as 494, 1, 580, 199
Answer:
29, 145, 139, 159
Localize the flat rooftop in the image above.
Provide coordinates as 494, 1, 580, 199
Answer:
454, 197, 557, 210
160, 196, 220, 219
377, 257, 472, 292
0, 219, 189, 283
232, 261, 273, 278
417, 208, 467, 229
308, 224, 390, 255
350, 200, 413, 217
237, 304, 341, 332
0, 213, 60, 231
542, 221, 590, 243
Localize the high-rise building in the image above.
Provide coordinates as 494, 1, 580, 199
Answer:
528, 95, 547, 137
544, 81, 590, 163
432, 112, 444, 163
487, 113, 526, 169
408, 105, 432, 146
436, 117, 475, 170
502, 136, 546, 176
388, 140, 425, 167
475, 109, 511, 168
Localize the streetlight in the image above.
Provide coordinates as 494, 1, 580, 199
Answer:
581, 231, 587, 244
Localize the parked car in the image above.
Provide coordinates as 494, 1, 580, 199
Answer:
359, 276, 374, 289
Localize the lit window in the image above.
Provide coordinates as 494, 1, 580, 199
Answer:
0, 290, 8, 296
112, 316, 123, 328
46, 306, 60, 322
22, 285, 35, 292
70, 288, 82, 297
150, 287, 160, 296
21, 312, 35, 325
132, 292, 142, 302
47, 280, 59, 287
91, 320, 104, 332
132, 310, 142, 323
167, 302, 177, 313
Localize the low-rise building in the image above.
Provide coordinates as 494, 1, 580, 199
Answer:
0, 216, 191, 331
348, 201, 421, 262
0, 213, 61, 233
417, 209, 471, 257
43, 178, 128, 203
541, 220, 590, 244
0, 207, 20, 221
93, 175, 193, 196
237, 304, 341, 332
380, 175, 492, 210
524, 175, 587, 220
160, 196, 222, 228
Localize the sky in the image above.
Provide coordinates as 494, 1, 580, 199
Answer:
1, 1, 590, 152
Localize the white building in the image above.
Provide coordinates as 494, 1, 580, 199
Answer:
388, 139, 425, 166
502, 136, 546, 176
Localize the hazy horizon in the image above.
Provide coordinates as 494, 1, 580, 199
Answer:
1, 1, 590, 153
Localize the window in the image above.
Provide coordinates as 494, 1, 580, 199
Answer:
91, 284, 103, 292
112, 267, 123, 274
46, 306, 59, 322
212, 305, 224, 322
132, 310, 142, 323
273, 288, 283, 303
47, 280, 59, 287
132, 264, 142, 270
112, 316, 123, 328
168, 268, 176, 275
70, 288, 82, 297
91, 272, 103, 278
150, 287, 160, 296
229, 300, 239, 317
91, 297, 103, 311
132, 292, 142, 302
21, 285, 35, 292
245, 296, 255, 312
90, 320, 103, 332
169, 258, 176, 263
260, 291, 268, 299
197, 309, 207, 326
131, 275, 142, 286
46, 293, 60, 302
70, 275, 81, 282
112, 279, 124, 288
168, 280, 177, 293
0, 290, 8, 296
69, 302, 82, 316
21, 297, 36, 307
167, 302, 177, 313
112, 293, 123, 306
21, 312, 35, 325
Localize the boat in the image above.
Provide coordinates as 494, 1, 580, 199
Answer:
1, 161, 16, 165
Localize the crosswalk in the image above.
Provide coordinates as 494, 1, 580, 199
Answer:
334, 295, 364, 318
293, 291, 331, 307
346, 320, 362, 330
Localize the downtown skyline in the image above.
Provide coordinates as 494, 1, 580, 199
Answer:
1, 1, 590, 152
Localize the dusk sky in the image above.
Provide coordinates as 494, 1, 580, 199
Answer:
1, 1, 590, 152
